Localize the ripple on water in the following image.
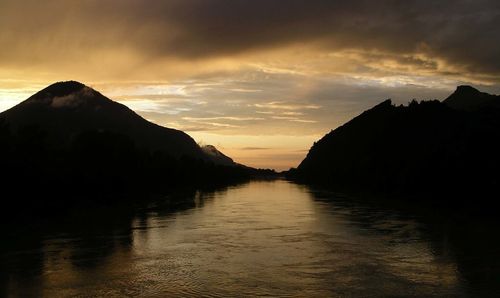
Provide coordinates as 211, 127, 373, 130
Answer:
1, 180, 494, 297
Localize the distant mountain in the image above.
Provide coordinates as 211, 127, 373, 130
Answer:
201, 145, 236, 166
1, 81, 204, 159
288, 86, 500, 200
444, 85, 500, 111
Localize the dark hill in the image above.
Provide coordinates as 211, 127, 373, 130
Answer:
0, 81, 269, 212
289, 86, 500, 201
2, 81, 204, 159
444, 85, 500, 111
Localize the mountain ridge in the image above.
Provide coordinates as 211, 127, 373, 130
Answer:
0, 81, 277, 212
444, 85, 500, 111
289, 85, 500, 202
201, 145, 236, 166
1, 81, 205, 159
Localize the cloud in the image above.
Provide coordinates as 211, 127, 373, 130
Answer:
253, 102, 321, 110
182, 116, 265, 121
290, 119, 317, 123
1, 0, 500, 81
190, 122, 241, 129
229, 88, 263, 93
240, 147, 271, 151
271, 116, 317, 123
50, 86, 94, 108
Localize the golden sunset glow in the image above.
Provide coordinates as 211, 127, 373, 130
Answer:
1, 0, 500, 170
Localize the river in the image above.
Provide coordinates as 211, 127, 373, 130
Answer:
1, 180, 499, 297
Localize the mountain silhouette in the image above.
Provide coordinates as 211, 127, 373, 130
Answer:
0, 81, 273, 213
444, 85, 500, 111
288, 86, 500, 202
202, 145, 236, 166
1, 81, 204, 159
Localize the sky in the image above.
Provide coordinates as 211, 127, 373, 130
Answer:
1, 0, 500, 170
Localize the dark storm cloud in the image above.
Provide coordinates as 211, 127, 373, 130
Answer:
1, 0, 500, 77
163, 0, 500, 76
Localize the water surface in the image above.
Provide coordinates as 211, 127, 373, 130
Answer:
1, 180, 499, 297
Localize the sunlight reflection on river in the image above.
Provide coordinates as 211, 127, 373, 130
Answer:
2, 180, 498, 297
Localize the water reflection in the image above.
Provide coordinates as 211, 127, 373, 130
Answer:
1, 180, 499, 297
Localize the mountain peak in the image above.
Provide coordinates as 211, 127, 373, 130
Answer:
1, 80, 205, 159
444, 85, 498, 111
38, 81, 87, 98
454, 85, 481, 95
23, 81, 103, 109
